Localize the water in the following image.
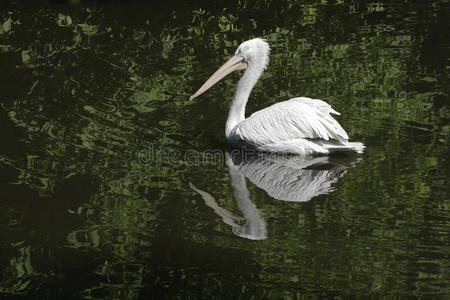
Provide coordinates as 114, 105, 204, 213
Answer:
1, 0, 449, 298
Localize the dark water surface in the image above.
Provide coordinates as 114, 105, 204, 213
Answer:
1, 0, 449, 298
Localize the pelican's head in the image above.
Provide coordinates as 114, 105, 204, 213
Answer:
190, 38, 271, 101
234, 38, 270, 71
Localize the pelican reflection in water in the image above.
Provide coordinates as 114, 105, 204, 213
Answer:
190, 152, 359, 240
190, 38, 364, 156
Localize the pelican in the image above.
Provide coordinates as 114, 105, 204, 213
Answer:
190, 38, 364, 156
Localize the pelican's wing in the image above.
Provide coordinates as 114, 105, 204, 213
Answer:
231, 97, 349, 146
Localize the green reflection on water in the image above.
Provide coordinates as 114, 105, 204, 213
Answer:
0, 0, 449, 298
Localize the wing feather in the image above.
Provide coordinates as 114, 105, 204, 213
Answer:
232, 97, 349, 146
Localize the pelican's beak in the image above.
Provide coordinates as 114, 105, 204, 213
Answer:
190, 55, 247, 101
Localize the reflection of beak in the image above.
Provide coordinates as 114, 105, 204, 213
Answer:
190, 55, 247, 101
189, 182, 245, 227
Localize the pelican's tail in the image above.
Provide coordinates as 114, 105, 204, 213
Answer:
320, 141, 365, 154
256, 139, 364, 156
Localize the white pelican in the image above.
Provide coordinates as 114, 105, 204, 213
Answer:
190, 38, 364, 156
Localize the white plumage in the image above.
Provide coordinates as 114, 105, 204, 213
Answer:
190, 38, 364, 156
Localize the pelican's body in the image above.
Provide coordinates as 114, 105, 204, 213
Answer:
190, 38, 364, 156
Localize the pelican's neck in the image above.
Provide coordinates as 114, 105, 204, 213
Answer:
225, 66, 262, 138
